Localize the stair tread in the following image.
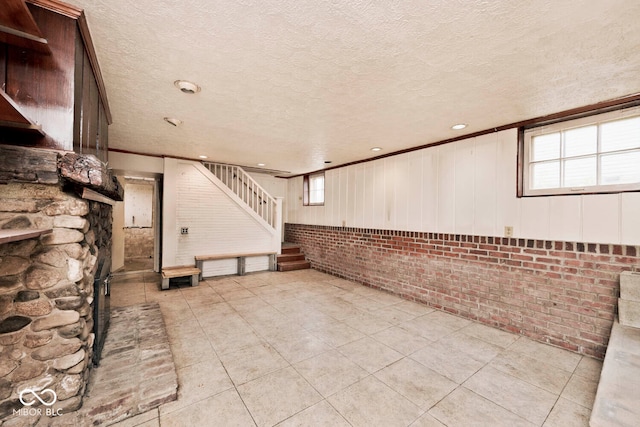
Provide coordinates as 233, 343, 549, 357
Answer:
281, 245, 302, 254
278, 260, 310, 265
277, 253, 305, 261
277, 259, 311, 272
590, 319, 640, 427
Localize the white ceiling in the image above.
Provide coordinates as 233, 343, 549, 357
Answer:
70, 0, 640, 176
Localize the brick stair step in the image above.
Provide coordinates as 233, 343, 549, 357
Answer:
277, 260, 311, 272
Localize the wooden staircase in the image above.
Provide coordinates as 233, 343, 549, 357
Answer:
277, 244, 311, 272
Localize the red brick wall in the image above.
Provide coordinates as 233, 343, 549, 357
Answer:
285, 223, 640, 359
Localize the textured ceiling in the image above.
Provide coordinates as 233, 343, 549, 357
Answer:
69, 0, 640, 176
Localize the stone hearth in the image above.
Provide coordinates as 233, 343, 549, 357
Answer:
53, 302, 178, 426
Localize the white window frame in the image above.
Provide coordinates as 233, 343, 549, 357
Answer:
523, 106, 640, 196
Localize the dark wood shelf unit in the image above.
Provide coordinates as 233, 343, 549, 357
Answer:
0, 0, 111, 162
0, 89, 44, 135
0, 0, 51, 53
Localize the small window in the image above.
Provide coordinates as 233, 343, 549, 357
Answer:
303, 172, 325, 206
522, 108, 640, 196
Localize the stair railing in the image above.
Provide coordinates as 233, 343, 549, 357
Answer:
202, 162, 277, 229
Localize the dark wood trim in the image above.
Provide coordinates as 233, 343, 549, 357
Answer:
109, 147, 222, 164
285, 92, 640, 179
109, 147, 174, 159
516, 128, 525, 198
521, 95, 640, 130
26, 0, 82, 19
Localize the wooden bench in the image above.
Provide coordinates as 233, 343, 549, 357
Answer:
161, 266, 201, 290
195, 252, 277, 279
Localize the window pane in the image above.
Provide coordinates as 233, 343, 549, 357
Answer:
564, 125, 597, 157
601, 151, 640, 185
563, 156, 596, 187
601, 117, 640, 152
531, 133, 560, 161
531, 161, 560, 189
309, 175, 324, 204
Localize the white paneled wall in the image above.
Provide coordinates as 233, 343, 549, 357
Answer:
473, 134, 498, 236
163, 159, 275, 267
583, 194, 620, 244
287, 128, 640, 245
622, 193, 640, 245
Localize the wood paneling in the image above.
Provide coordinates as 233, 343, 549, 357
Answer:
98, 100, 108, 162
0, 44, 6, 85
27, 0, 82, 20
1, 3, 109, 162
3, 5, 76, 149
80, 48, 99, 153
287, 127, 634, 245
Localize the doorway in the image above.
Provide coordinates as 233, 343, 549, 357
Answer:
122, 176, 160, 272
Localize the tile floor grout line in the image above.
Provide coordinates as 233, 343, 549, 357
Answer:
459, 350, 566, 426
184, 283, 261, 427
462, 386, 536, 426
108, 270, 598, 427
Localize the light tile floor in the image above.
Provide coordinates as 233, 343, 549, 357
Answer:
109, 269, 601, 427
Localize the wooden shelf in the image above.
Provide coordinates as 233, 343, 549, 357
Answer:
0, 89, 45, 135
0, 0, 50, 53
0, 228, 52, 244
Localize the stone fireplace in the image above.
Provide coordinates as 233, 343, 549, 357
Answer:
0, 145, 123, 423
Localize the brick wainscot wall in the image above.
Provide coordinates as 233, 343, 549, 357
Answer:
285, 223, 640, 359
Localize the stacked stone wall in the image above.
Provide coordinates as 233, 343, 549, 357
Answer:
124, 228, 154, 259
0, 182, 112, 424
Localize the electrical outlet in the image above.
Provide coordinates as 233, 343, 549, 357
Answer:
504, 226, 513, 237
342, 220, 346, 227
180, 227, 189, 235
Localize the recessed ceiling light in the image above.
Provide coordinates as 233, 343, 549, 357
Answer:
174, 80, 201, 94
163, 117, 182, 126
199, 155, 208, 159
451, 123, 467, 130
371, 147, 382, 152
257, 163, 266, 167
